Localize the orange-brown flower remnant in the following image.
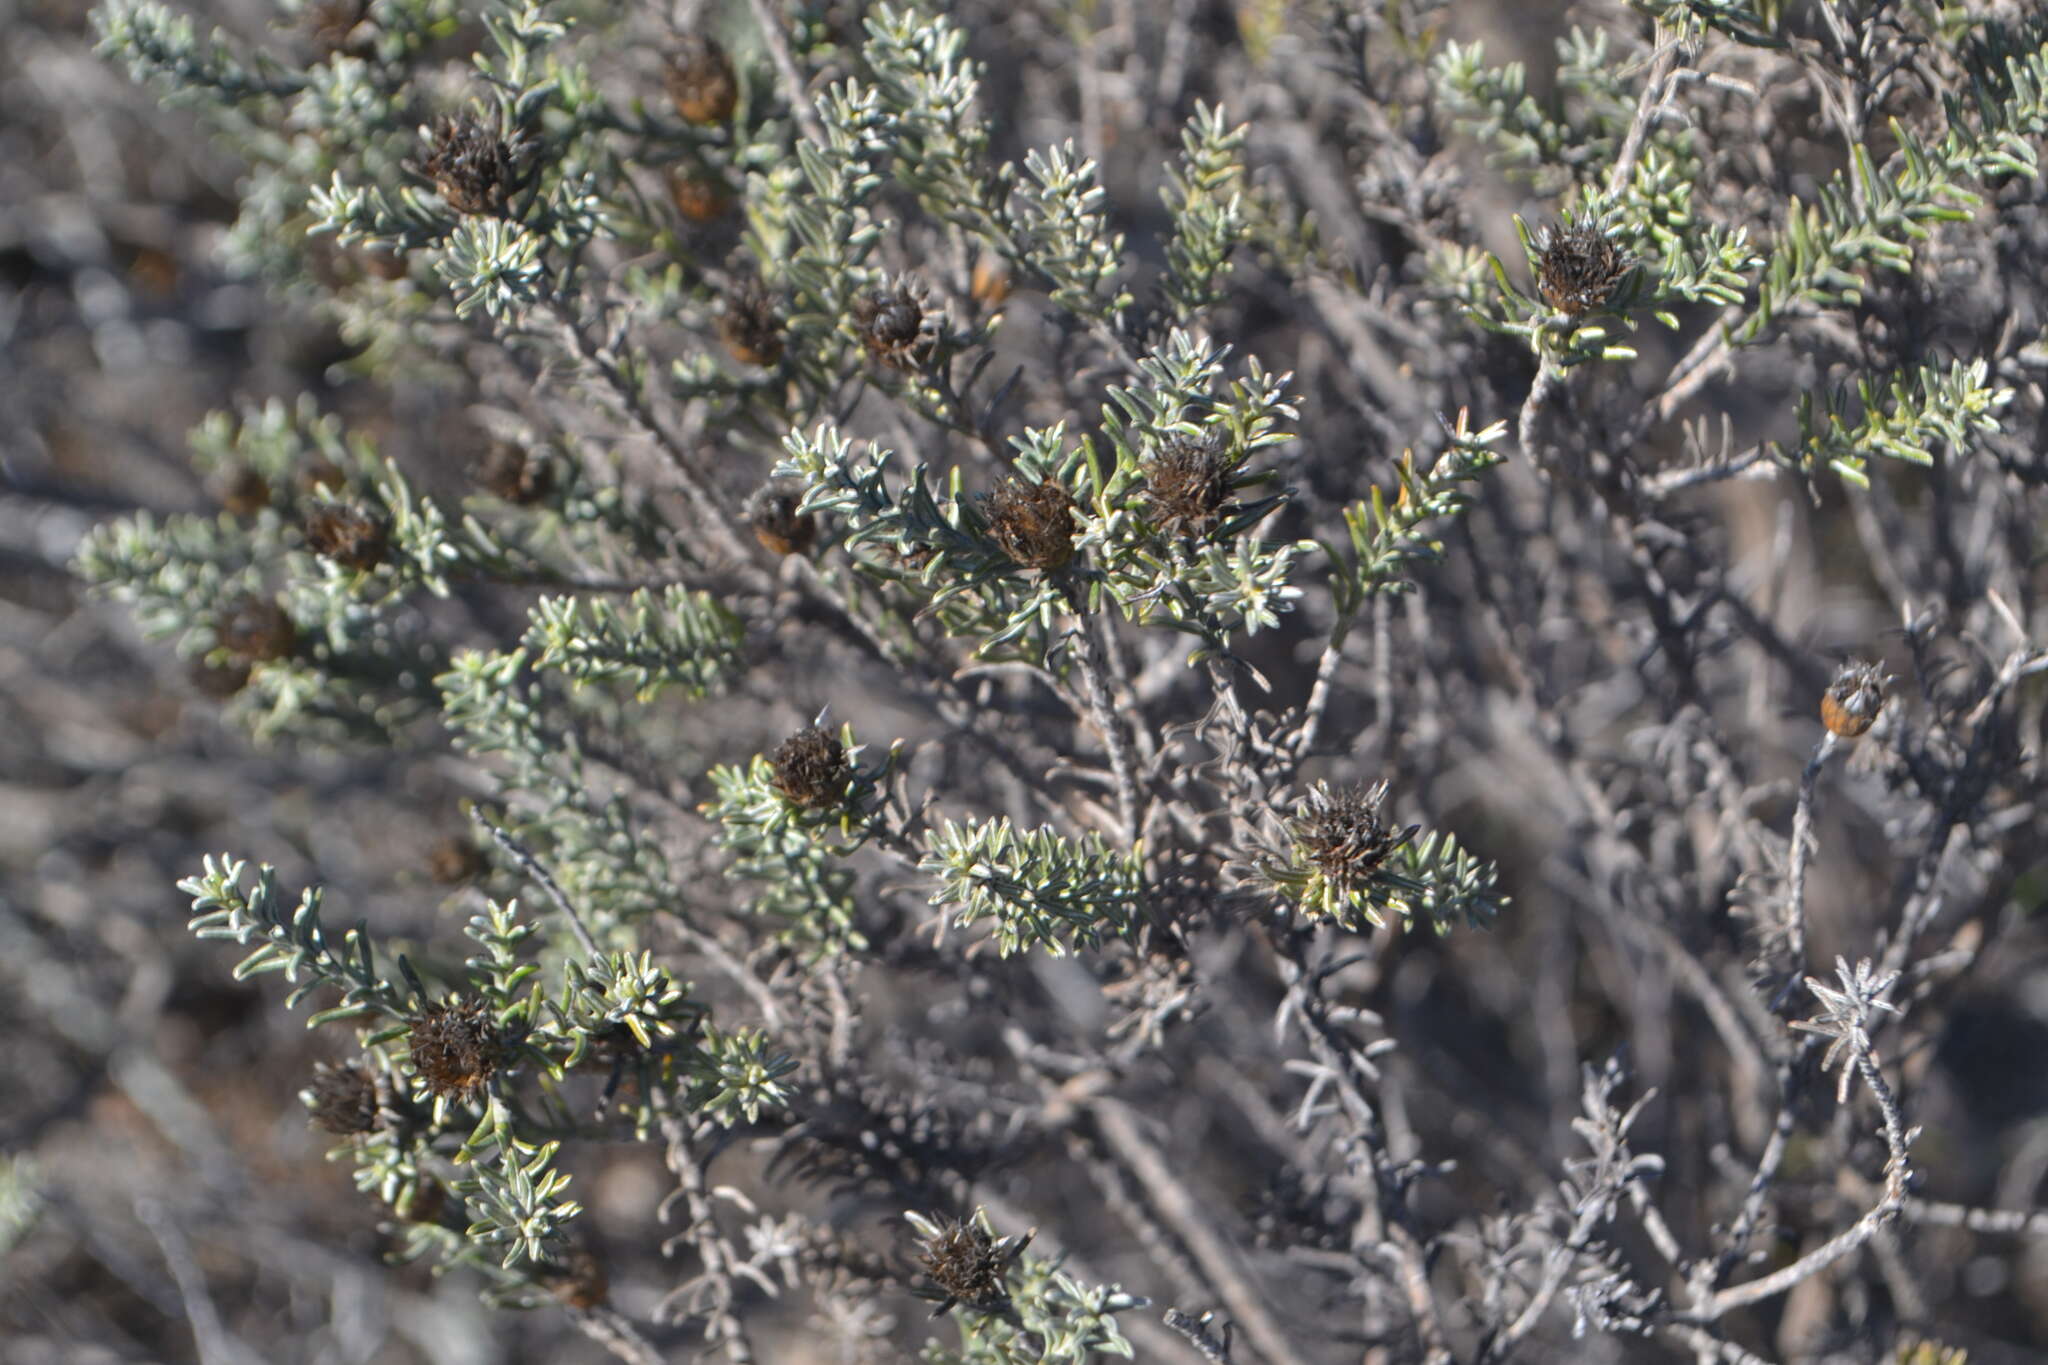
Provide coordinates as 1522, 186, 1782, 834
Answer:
303, 0, 371, 58
1291, 781, 1416, 896
297, 457, 348, 497
746, 481, 816, 557
719, 280, 784, 368
986, 476, 1076, 571
852, 282, 933, 371
916, 1215, 1019, 1316
1534, 216, 1631, 318
770, 725, 850, 809
218, 464, 271, 518
667, 168, 732, 223
665, 35, 738, 125
305, 1061, 381, 1135
407, 996, 503, 1104
1822, 660, 1888, 738
416, 112, 526, 217
1143, 430, 1233, 539
969, 256, 1011, 306
303, 501, 391, 571
217, 594, 298, 664
426, 837, 488, 886
542, 1244, 610, 1309
472, 441, 555, 505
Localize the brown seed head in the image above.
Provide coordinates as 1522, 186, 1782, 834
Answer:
305, 1061, 381, 1135
217, 594, 298, 664
542, 1244, 610, 1309
298, 457, 348, 497
719, 280, 784, 368
1143, 430, 1233, 539
427, 837, 488, 886
303, 501, 391, 571
1535, 217, 1631, 318
746, 481, 816, 556
416, 112, 525, 217
969, 257, 1011, 306
1292, 781, 1414, 894
472, 441, 555, 505
407, 995, 503, 1103
303, 0, 371, 57
188, 654, 252, 700
985, 476, 1076, 571
667, 168, 732, 223
219, 464, 271, 518
666, 35, 738, 125
1821, 660, 1888, 738
916, 1216, 1012, 1313
770, 725, 851, 809
851, 282, 933, 371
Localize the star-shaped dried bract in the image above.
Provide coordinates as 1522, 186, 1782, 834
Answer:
1791, 956, 1901, 1104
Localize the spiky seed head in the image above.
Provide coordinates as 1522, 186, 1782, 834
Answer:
1292, 781, 1413, 894
916, 1216, 1012, 1313
305, 1062, 381, 1135
851, 282, 933, 371
746, 481, 816, 556
985, 476, 1077, 571
666, 35, 738, 125
1535, 217, 1631, 317
1144, 430, 1233, 538
719, 280, 784, 368
303, 501, 390, 570
217, 594, 298, 664
1822, 660, 1888, 738
407, 996, 502, 1103
416, 113, 525, 217
472, 442, 555, 505
770, 725, 851, 809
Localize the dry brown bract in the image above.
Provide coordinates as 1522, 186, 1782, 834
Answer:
303, 502, 391, 570
720, 279, 785, 368
666, 35, 738, 125
408, 996, 503, 1103
472, 442, 555, 505
1535, 217, 1631, 317
1822, 659, 1888, 738
915, 1216, 1015, 1316
415, 113, 529, 217
667, 168, 732, 223
1292, 781, 1415, 894
852, 282, 934, 371
217, 594, 298, 664
305, 1061, 381, 1135
1144, 430, 1233, 539
985, 476, 1077, 571
746, 481, 816, 556
770, 725, 852, 809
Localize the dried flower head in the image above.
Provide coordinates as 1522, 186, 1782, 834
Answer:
666, 35, 738, 125
541, 1244, 610, 1309
770, 725, 851, 809
746, 481, 816, 556
985, 476, 1077, 571
217, 594, 297, 664
472, 441, 555, 505
915, 1214, 1020, 1316
407, 995, 503, 1103
719, 279, 784, 368
219, 464, 270, 518
415, 112, 527, 217
969, 257, 1011, 306
187, 654, 251, 700
303, 501, 391, 571
304, 1061, 380, 1135
302, 0, 371, 57
1822, 659, 1888, 738
852, 282, 934, 371
1144, 430, 1234, 538
398, 1177, 446, 1224
1291, 781, 1414, 894
427, 837, 488, 886
298, 457, 348, 497
359, 245, 408, 281
667, 168, 732, 223
1535, 216, 1631, 317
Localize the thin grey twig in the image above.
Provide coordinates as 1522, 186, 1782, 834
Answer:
472, 808, 603, 959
